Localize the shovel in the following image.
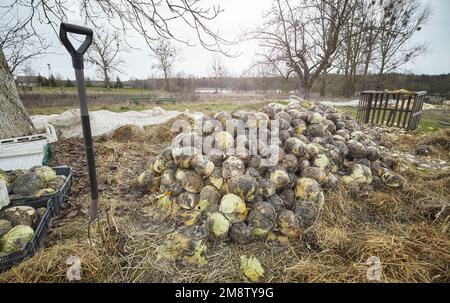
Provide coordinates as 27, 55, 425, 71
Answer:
59, 23, 98, 220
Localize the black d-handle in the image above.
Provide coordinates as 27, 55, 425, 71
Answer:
59, 23, 93, 69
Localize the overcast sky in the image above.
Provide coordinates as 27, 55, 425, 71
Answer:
21, 0, 450, 80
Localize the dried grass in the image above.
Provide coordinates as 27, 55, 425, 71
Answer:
314, 224, 350, 251
346, 223, 450, 282
416, 129, 450, 152
384, 128, 450, 158
112, 125, 146, 143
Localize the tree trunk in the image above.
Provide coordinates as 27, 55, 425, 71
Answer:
163, 69, 170, 92
362, 36, 374, 90
377, 61, 385, 90
319, 70, 327, 97
301, 80, 312, 99
0, 48, 36, 140
343, 75, 355, 98
103, 66, 110, 89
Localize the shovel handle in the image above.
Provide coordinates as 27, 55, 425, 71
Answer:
59, 23, 93, 69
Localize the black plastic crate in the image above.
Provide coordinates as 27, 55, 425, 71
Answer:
0, 198, 55, 273
9, 166, 73, 214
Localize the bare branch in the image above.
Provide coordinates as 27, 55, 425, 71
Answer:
1, 0, 235, 60
86, 27, 125, 88
150, 38, 180, 91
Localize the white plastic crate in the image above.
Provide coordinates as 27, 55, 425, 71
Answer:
0, 124, 58, 171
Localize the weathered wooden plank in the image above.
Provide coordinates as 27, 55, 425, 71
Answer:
376, 93, 384, 125
365, 94, 373, 123
389, 94, 401, 126
414, 96, 425, 130
411, 110, 423, 118
397, 95, 406, 127
371, 93, 379, 124
407, 95, 419, 130
403, 95, 412, 128
357, 94, 363, 122
381, 93, 389, 125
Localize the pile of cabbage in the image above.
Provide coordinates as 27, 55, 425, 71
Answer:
0, 166, 67, 209
0, 205, 47, 255
136, 99, 406, 244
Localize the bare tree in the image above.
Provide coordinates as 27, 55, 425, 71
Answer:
0, 0, 231, 139
336, 0, 430, 93
360, 1, 384, 85
151, 38, 179, 92
87, 29, 124, 89
21, 64, 36, 77
255, 64, 272, 94
336, 1, 368, 97
248, 0, 356, 98
211, 55, 227, 93
372, 0, 430, 86
0, 15, 50, 75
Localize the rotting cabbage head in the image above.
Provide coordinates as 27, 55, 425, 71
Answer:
301, 167, 327, 184
137, 169, 161, 193
198, 185, 221, 213
0, 225, 34, 254
284, 138, 307, 157
240, 255, 264, 282
312, 154, 330, 169
228, 175, 259, 202
277, 209, 301, 238
219, 194, 248, 223
208, 167, 224, 190
294, 177, 323, 203
11, 172, 44, 196
349, 164, 373, 185
191, 154, 215, 177
347, 139, 367, 159
247, 202, 276, 237
176, 192, 199, 210
229, 222, 253, 244
175, 169, 204, 193
381, 169, 405, 189
222, 156, 245, 180
268, 166, 290, 191
32, 166, 57, 183
205, 212, 230, 241
257, 178, 276, 198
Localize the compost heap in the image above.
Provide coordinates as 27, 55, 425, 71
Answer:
135, 99, 407, 264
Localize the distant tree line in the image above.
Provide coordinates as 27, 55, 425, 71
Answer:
125, 73, 450, 97
32, 74, 123, 89
35, 74, 73, 87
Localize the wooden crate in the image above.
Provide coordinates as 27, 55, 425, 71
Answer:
357, 90, 426, 131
